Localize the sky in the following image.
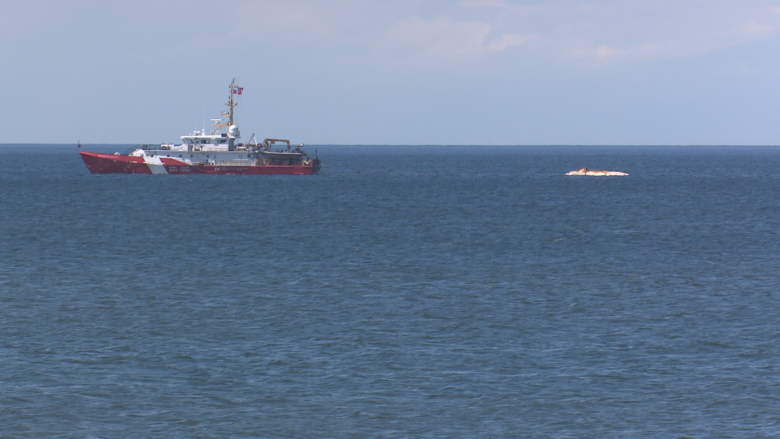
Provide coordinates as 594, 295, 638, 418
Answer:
3, 0, 780, 145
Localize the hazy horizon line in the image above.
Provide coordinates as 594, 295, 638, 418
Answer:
3, 143, 780, 148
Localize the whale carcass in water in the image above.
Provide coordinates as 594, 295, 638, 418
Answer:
565, 168, 628, 176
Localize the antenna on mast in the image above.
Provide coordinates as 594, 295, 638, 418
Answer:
211, 77, 242, 135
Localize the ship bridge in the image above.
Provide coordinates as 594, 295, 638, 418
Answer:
178, 130, 235, 152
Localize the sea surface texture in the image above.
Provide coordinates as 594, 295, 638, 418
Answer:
1, 145, 779, 438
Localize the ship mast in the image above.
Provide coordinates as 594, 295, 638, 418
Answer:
211, 78, 241, 135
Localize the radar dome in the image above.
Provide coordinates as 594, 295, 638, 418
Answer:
228, 125, 240, 138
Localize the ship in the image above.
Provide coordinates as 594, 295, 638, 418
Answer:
79, 79, 321, 175
565, 168, 628, 176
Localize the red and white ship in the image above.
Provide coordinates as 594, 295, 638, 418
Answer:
80, 79, 321, 175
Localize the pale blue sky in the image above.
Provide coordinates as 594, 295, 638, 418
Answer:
3, 0, 780, 145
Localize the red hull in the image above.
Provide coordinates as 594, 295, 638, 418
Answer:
80, 152, 317, 175
80, 152, 153, 174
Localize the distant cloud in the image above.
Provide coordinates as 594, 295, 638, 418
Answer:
460, 0, 507, 8
588, 41, 679, 62
211, 0, 780, 72
730, 21, 776, 37
459, 0, 541, 15
8, 0, 780, 73
457, 0, 780, 65
487, 33, 537, 52
594, 45, 622, 60
378, 15, 533, 62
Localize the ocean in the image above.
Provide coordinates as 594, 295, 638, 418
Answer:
1, 144, 779, 438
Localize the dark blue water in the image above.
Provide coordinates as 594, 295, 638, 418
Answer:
2, 145, 780, 438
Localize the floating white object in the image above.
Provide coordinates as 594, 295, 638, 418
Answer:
565, 168, 628, 176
